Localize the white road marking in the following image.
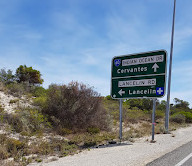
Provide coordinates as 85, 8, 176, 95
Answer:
175, 152, 192, 166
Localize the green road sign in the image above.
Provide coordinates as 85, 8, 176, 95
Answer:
111, 50, 167, 99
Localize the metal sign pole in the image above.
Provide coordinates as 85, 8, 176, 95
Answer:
152, 98, 156, 141
165, 0, 176, 133
119, 99, 123, 142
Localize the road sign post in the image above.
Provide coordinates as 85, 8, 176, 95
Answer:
119, 99, 123, 142
111, 50, 167, 142
111, 50, 167, 99
152, 98, 157, 141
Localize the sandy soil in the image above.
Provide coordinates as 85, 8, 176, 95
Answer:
0, 91, 18, 113
30, 125, 192, 166
0, 91, 33, 114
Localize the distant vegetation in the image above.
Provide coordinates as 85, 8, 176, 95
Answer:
0, 66, 191, 165
0, 65, 43, 85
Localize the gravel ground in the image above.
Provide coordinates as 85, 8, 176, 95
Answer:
31, 125, 192, 166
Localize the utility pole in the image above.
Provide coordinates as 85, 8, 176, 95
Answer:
165, 0, 176, 133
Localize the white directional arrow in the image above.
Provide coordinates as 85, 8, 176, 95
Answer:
152, 63, 159, 72
118, 89, 125, 96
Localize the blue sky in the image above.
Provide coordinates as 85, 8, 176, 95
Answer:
0, 0, 192, 106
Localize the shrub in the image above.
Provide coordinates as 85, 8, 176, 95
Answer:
105, 95, 115, 100
70, 132, 116, 147
36, 141, 52, 155
6, 114, 24, 133
123, 109, 150, 124
43, 82, 109, 132
33, 96, 47, 107
83, 141, 96, 148
179, 111, 192, 123
0, 105, 4, 124
0, 134, 29, 160
60, 143, 78, 157
6, 108, 51, 134
170, 108, 183, 115
156, 126, 166, 134
0, 145, 9, 159
170, 114, 185, 123
32, 86, 47, 97
6, 138, 27, 156
29, 139, 78, 157
87, 127, 100, 134
6, 83, 26, 97
56, 127, 72, 135
125, 98, 153, 111
0, 81, 5, 91
9, 99, 19, 104
6, 82, 41, 97
155, 110, 164, 119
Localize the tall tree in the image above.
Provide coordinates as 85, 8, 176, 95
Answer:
16, 65, 43, 85
0, 69, 15, 84
174, 98, 190, 110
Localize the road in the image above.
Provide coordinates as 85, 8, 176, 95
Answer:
147, 141, 192, 166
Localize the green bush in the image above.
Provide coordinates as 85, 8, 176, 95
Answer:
170, 114, 185, 123
87, 127, 100, 134
0, 145, 9, 159
6, 83, 26, 97
70, 132, 116, 147
170, 108, 183, 115
6, 82, 43, 97
6, 114, 24, 133
6, 138, 27, 156
83, 141, 96, 148
123, 109, 150, 124
56, 127, 72, 135
29, 139, 78, 157
105, 95, 115, 100
36, 141, 52, 155
33, 96, 47, 107
0, 81, 5, 91
32, 86, 47, 97
179, 111, 192, 123
125, 98, 153, 111
155, 110, 164, 119
6, 108, 51, 135
0, 134, 29, 160
0, 105, 4, 124
9, 99, 19, 104
60, 144, 78, 157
